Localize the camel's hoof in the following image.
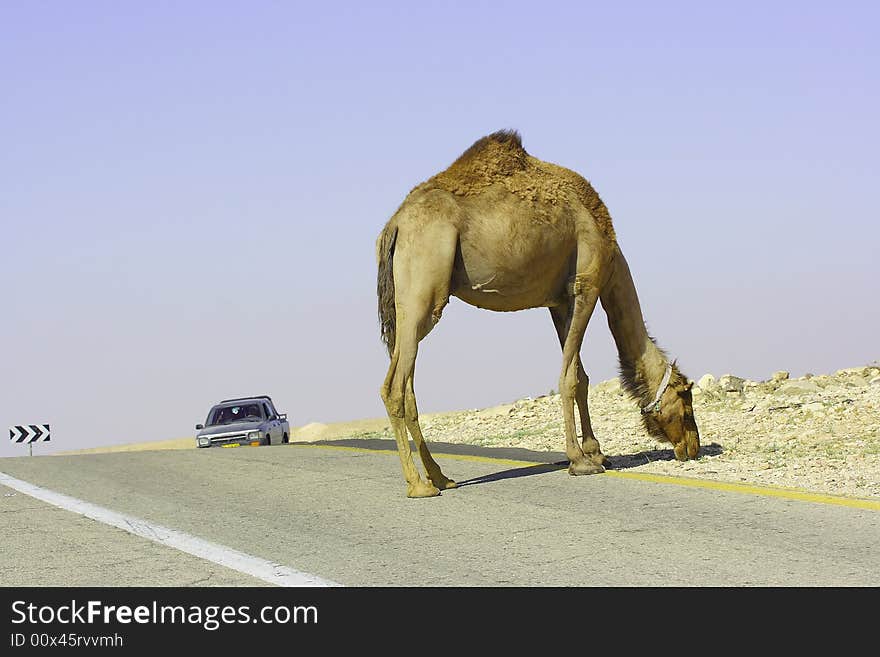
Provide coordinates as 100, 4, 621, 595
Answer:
588, 452, 608, 467
429, 475, 457, 490
674, 443, 700, 461
568, 460, 605, 476
674, 435, 701, 461
407, 481, 441, 498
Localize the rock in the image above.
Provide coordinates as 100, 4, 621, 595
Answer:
595, 378, 622, 393
697, 374, 716, 390
777, 380, 822, 395
718, 374, 745, 393
804, 402, 825, 413
869, 376, 880, 386
771, 371, 790, 382
475, 403, 516, 419
836, 367, 869, 377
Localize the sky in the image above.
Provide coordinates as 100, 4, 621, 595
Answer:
2, 1, 878, 456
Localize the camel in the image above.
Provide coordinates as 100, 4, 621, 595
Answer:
376, 130, 700, 498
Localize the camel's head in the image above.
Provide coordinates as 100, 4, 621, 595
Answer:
641, 374, 701, 460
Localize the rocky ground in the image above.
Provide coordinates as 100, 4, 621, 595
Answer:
330, 364, 880, 500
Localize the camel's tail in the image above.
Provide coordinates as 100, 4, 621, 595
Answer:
376, 224, 398, 357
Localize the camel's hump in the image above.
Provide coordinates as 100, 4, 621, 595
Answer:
455, 129, 526, 163
420, 129, 616, 243
427, 129, 529, 195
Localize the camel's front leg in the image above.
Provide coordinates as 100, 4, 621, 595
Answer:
551, 301, 606, 472
556, 285, 604, 476
574, 359, 607, 467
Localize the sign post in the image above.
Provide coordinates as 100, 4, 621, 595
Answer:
9, 424, 51, 456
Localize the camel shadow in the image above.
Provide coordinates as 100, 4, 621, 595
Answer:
315, 436, 723, 488
454, 442, 724, 487
606, 442, 723, 471
455, 461, 569, 487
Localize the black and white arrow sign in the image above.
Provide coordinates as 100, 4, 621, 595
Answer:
9, 424, 51, 443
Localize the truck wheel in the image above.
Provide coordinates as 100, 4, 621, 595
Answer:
282, 433, 289, 444
263, 434, 271, 446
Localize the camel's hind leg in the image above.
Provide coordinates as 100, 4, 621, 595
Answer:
381, 347, 433, 497
380, 221, 458, 498
550, 302, 607, 467
553, 279, 605, 476
405, 376, 456, 491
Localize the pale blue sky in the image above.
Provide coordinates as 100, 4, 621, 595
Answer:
2, 1, 878, 456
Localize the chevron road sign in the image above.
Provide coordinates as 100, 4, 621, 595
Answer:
9, 424, 51, 444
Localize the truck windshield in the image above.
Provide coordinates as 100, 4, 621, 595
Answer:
207, 403, 264, 426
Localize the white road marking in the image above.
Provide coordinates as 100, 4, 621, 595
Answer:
0, 471, 341, 587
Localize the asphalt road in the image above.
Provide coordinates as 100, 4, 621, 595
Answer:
1, 442, 879, 586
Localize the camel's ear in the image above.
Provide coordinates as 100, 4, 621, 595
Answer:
685, 381, 694, 391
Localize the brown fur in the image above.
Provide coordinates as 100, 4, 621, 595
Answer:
427, 129, 529, 194
618, 345, 690, 438
376, 225, 398, 356
619, 337, 673, 404
600, 245, 700, 453
375, 130, 699, 498
423, 130, 615, 243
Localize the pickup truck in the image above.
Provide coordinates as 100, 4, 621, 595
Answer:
195, 395, 290, 448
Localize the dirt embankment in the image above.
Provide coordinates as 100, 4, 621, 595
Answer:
310, 364, 880, 500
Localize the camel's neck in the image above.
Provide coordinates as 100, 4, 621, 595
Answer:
600, 247, 671, 405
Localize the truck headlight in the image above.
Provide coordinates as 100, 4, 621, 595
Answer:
198, 437, 210, 447
247, 431, 261, 441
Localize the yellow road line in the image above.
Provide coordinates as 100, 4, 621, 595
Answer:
602, 470, 880, 511
292, 443, 880, 511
